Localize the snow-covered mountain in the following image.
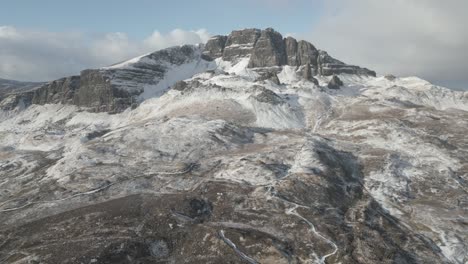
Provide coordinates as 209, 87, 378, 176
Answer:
0, 28, 467, 264
0, 78, 44, 95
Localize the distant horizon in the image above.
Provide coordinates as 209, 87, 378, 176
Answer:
1, 0, 467, 90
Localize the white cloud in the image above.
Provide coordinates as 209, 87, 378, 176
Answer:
307, 0, 468, 90
0, 26, 20, 39
144, 29, 211, 50
0, 27, 210, 81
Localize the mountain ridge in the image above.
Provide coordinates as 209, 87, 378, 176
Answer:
1, 28, 375, 113
0, 28, 467, 263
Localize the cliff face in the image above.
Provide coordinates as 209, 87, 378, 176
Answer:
248, 28, 287, 67
73, 70, 117, 112
32, 76, 80, 105
0, 79, 43, 110
204, 28, 376, 76
221, 29, 261, 61
0, 90, 35, 111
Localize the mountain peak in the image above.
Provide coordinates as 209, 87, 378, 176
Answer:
203, 28, 376, 76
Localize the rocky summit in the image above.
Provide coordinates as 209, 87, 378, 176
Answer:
0, 28, 467, 264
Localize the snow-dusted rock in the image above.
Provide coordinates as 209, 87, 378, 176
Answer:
32, 76, 80, 105
248, 28, 287, 68
202, 35, 227, 60
328, 75, 344, 89
222, 28, 261, 62
0, 28, 467, 264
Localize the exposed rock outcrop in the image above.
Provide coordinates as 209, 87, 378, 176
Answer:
74, 70, 126, 112
297, 40, 319, 67
0, 90, 34, 111
248, 28, 287, 68
328, 75, 344, 89
254, 69, 282, 85
101, 45, 200, 96
284, 37, 298, 66
0, 78, 44, 97
253, 87, 284, 105
207, 28, 376, 77
222, 29, 261, 62
303, 63, 319, 85
0, 79, 43, 110
318, 51, 376, 77
202, 35, 227, 60
172, 80, 188, 91
32, 76, 80, 105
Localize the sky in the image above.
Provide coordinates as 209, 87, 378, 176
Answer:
1, 0, 467, 90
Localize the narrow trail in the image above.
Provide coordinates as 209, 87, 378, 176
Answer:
219, 230, 259, 264
0, 182, 115, 213
265, 184, 339, 264
286, 204, 338, 263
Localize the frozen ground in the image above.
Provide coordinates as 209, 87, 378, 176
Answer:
0, 56, 467, 263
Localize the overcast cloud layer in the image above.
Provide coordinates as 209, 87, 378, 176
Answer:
308, 0, 468, 90
1, 0, 467, 90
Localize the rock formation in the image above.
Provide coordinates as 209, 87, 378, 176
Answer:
203, 28, 376, 78
0, 90, 35, 111
2, 28, 376, 113
248, 28, 287, 68
0, 78, 44, 97
253, 86, 284, 105
385, 74, 397, 81
202, 35, 227, 60
0, 78, 43, 110
254, 69, 282, 85
222, 29, 261, 62
303, 63, 319, 85
32, 76, 80, 105
297, 40, 319, 67
284, 37, 299, 66
328, 75, 344, 89
172, 80, 188, 91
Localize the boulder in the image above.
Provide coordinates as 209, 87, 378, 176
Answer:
385, 74, 397, 81
172, 81, 188, 91
269, 72, 281, 85
202, 35, 227, 60
248, 28, 287, 68
223, 29, 261, 61
303, 63, 319, 85
255, 69, 281, 85
328, 75, 344, 89
254, 87, 284, 105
